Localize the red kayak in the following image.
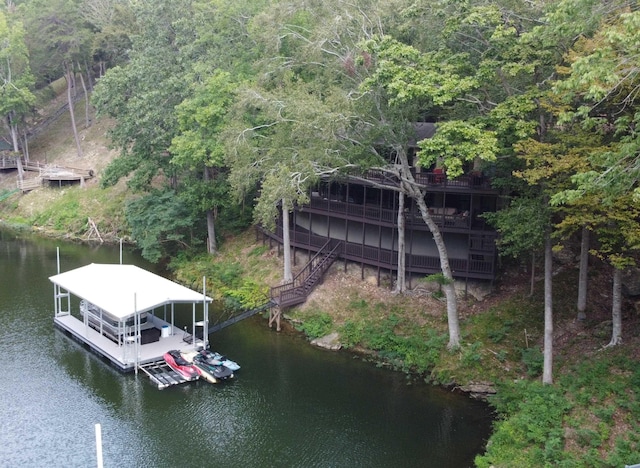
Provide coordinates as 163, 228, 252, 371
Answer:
163, 349, 200, 381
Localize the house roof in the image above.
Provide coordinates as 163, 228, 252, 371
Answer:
49, 263, 211, 319
409, 122, 436, 147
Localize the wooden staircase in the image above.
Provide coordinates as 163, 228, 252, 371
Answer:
270, 240, 343, 308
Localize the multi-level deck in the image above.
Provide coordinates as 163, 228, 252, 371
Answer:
260, 168, 500, 285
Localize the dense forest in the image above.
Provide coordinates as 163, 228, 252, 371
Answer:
2, 0, 640, 465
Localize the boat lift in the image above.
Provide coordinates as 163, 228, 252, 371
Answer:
138, 360, 198, 390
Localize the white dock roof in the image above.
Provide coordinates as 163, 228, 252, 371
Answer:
49, 263, 211, 319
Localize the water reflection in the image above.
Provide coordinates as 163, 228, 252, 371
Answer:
0, 228, 492, 467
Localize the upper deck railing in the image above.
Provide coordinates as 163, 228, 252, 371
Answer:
356, 168, 493, 192
306, 196, 493, 232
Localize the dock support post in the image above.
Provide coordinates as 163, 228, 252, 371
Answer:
202, 276, 208, 350
269, 305, 282, 331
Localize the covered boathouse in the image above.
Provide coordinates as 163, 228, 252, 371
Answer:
50, 263, 212, 372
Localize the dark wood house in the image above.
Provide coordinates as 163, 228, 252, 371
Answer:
260, 123, 501, 292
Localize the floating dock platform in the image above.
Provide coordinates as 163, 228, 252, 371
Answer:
50, 263, 212, 383
54, 314, 204, 372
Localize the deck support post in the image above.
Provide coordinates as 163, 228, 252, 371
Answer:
269, 305, 282, 331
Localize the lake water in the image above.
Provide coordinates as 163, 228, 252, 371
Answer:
0, 228, 492, 467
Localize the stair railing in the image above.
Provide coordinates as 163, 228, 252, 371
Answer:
270, 240, 343, 307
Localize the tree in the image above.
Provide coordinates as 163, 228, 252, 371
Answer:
125, 189, 196, 263
552, 8, 640, 201
170, 71, 238, 254
92, 0, 195, 190
81, 0, 135, 75
549, 3, 640, 345
226, 74, 353, 282
357, 36, 499, 349
0, 10, 35, 164
542, 228, 553, 384
484, 196, 550, 296
22, 0, 92, 158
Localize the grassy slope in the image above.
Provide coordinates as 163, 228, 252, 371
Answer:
1, 88, 639, 466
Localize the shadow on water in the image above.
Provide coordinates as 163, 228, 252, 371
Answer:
0, 228, 493, 467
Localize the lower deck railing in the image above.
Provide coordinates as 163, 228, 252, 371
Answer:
259, 226, 495, 280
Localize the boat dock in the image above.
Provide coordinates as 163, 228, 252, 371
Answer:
54, 313, 204, 372
50, 263, 211, 386
1, 156, 95, 192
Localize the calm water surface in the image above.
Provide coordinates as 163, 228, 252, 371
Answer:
0, 229, 492, 467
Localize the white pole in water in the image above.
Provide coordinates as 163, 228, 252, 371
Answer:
95, 423, 104, 468
54, 247, 61, 316
134, 293, 139, 375
203, 276, 208, 350
119, 238, 123, 264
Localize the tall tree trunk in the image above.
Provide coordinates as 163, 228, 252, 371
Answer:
415, 194, 460, 348
393, 146, 459, 347
607, 266, 623, 347
542, 231, 553, 385
577, 226, 589, 321
395, 192, 406, 293
8, 112, 19, 153
65, 64, 83, 158
76, 64, 90, 128
7, 113, 24, 181
206, 209, 216, 254
529, 251, 535, 297
84, 59, 94, 93
21, 129, 29, 162
15, 154, 24, 182
282, 199, 293, 282
203, 167, 217, 254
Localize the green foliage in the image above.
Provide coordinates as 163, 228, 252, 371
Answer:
339, 319, 363, 347
0, 11, 36, 123
483, 196, 550, 259
0, 189, 18, 203
423, 272, 451, 286
209, 261, 243, 288
476, 380, 572, 468
34, 198, 80, 232
169, 252, 269, 310
487, 320, 514, 344
460, 341, 483, 367
521, 347, 544, 377
479, 348, 640, 467
125, 189, 196, 263
417, 121, 498, 178
222, 279, 269, 310
340, 313, 446, 373
296, 312, 333, 339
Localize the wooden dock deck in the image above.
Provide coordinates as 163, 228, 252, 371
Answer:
54, 314, 205, 373
1, 156, 94, 192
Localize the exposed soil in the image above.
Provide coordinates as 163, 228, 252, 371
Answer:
0, 89, 117, 193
